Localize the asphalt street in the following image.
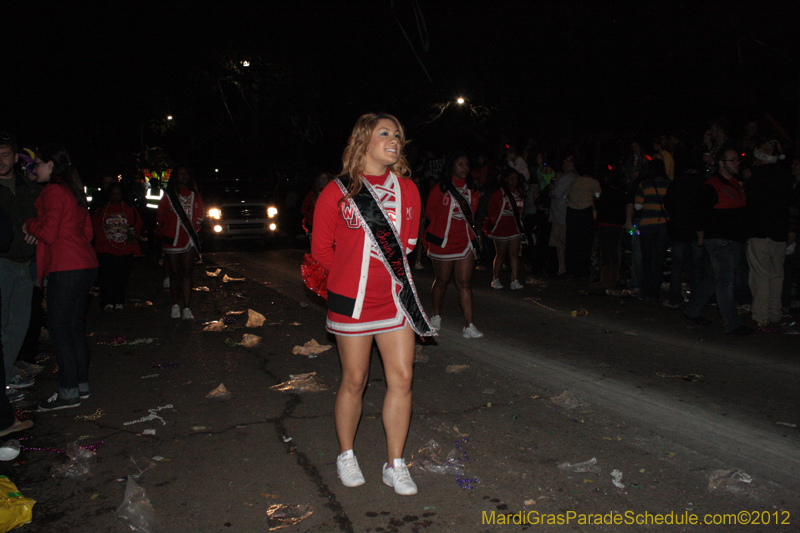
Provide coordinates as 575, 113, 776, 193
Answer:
2, 246, 798, 532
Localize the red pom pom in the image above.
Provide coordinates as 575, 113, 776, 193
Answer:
301, 254, 328, 299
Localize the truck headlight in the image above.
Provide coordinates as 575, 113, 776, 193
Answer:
267, 207, 278, 219
208, 208, 221, 220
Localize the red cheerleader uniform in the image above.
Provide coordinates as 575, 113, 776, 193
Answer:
425, 178, 479, 260
485, 187, 524, 241
157, 188, 204, 254
311, 171, 421, 337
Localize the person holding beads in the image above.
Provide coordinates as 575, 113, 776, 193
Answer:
425, 152, 483, 338
311, 113, 435, 495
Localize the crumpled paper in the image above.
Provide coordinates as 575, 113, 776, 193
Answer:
206, 383, 232, 400
292, 339, 332, 356
206, 268, 222, 277
223, 274, 245, 283
240, 334, 261, 347
203, 320, 226, 332
246, 309, 266, 327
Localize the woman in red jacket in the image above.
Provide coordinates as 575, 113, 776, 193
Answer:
23, 145, 98, 411
312, 113, 434, 496
157, 166, 203, 320
485, 168, 525, 290
92, 182, 143, 311
425, 152, 483, 338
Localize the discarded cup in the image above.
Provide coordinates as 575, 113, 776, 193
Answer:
0, 440, 21, 461
571, 309, 588, 317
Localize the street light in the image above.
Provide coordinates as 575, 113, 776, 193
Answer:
242, 60, 250, 67
456, 97, 465, 105
166, 115, 173, 121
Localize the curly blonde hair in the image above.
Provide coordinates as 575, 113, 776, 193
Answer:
339, 113, 411, 201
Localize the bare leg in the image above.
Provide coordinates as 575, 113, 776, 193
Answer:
374, 325, 415, 464
453, 253, 476, 326
431, 258, 454, 316
165, 254, 181, 306
493, 239, 509, 281
334, 334, 374, 453
508, 237, 521, 281
179, 249, 196, 308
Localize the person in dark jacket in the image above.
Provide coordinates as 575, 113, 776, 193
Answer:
744, 140, 792, 326
683, 147, 752, 335
663, 169, 707, 307
0, 203, 34, 436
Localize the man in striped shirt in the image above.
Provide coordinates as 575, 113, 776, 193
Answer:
634, 159, 671, 301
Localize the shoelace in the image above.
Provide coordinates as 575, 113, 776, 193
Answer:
339, 457, 361, 477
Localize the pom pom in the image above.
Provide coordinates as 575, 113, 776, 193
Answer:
301, 254, 328, 299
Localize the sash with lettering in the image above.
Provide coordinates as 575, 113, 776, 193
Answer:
440, 180, 480, 252
336, 176, 436, 337
166, 187, 202, 255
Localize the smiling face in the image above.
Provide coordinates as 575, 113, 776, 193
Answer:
364, 118, 400, 175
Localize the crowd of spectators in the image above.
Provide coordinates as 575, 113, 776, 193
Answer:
412, 118, 799, 336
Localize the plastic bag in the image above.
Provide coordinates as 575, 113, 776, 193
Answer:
51, 442, 96, 480
411, 439, 466, 476
708, 470, 753, 494
550, 391, 582, 410
0, 475, 35, 533
269, 373, 329, 393
266, 504, 313, 531
557, 457, 601, 478
128, 457, 158, 481
115, 477, 159, 532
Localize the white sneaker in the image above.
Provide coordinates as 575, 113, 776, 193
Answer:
170, 304, 181, 319
491, 278, 503, 289
382, 458, 417, 495
430, 315, 441, 331
182, 307, 194, 320
336, 450, 365, 487
104, 304, 114, 312
509, 279, 523, 290
163, 277, 170, 288
114, 304, 123, 310
463, 323, 483, 338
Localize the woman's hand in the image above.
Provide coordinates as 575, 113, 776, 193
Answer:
21, 222, 38, 245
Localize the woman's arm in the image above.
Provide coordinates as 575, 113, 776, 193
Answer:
25, 186, 66, 245
310, 182, 341, 271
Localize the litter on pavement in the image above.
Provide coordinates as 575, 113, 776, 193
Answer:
123, 404, 174, 426
0, 476, 35, 531
445, 364, 469, 374
246, 309, 266, 327
266, 504, 313, 531
708, 470, 754, 494
269, 373, 329, 393
411, 439, 466, 475
115, 476, 159, 533
611, 469, 625, 488
292, 340, 332, 356
51, 442, 97, 479
223, 274, 245, 283
203, 320, 226, 332
206, 383, 232, 400
557, 457, 601, 478
550, 391, 582, 409
240, 334, 262, 347
206, 268, 222, 277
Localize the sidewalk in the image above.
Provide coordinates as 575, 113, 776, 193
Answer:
5, 255, 797, 532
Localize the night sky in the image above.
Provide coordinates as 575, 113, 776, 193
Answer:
3, 1, 798, 183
